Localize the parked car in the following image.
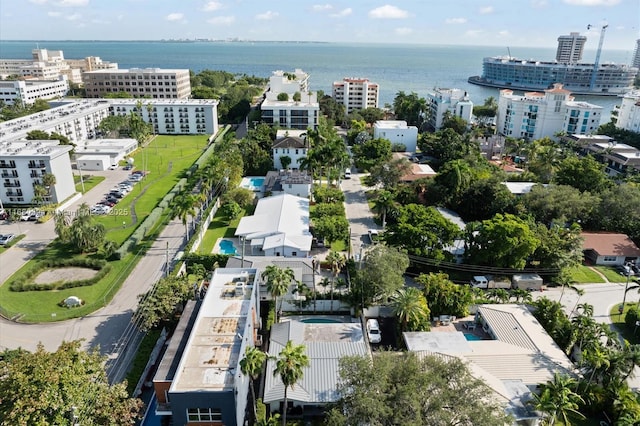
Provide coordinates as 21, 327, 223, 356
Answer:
123, 164, 133, 171
344, 168, 352, 179
105, 196, 119, 204
20, 210, 35, 221
617, 264, 634, 276
366, 319, 382, 344
0, 208, 7, 220
0, 233, 16, 245
108, 190, 125, 198
368, 229, 380, 245
98, 200, 116, 207
108, 164, 118, 170
29, 210, 45, 221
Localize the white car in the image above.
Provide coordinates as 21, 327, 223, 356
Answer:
90, 205, 111, 215
20, 210, 35, 221
108, 164, 118, 170
366, 319, 382, 344
0, 233, 16, 245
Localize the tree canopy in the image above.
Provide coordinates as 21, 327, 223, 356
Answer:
357, 245, 409, 303
325, 351, 511, 426
0, 341, 143, 426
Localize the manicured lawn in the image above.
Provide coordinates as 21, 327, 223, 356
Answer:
74, 174, 105, 193
595, 266, 628, 283
609, 302, 640, 345
197, 207, 249, 254
330, 240, 348, 252
569, 265, 606, 283
92, 135, 206, 244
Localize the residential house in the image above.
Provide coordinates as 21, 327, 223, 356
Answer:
263, 170, 312, 198
235, 194, 313, 257
404, 304, 575, 425
272, 130, 309, 170
584, 142, 640, 177
372, 120, 418, 152
263, 319, 370, 415
153, 268, 261, 426
581, 232, 640, 266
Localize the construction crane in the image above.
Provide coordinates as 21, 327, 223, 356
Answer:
588, 23, 608, 91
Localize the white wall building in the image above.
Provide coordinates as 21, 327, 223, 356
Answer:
497, 83, 602, 140
614, 90, 640, 133
267, 69, 309, 98
109, 99, 219, 136
235, 194, 313, 257
556, 32, 587, 64
426, 88, 473, 130
272, 130, 309, 169
0, 140, 75, 205
83, 68, 191, 99
0, 76, 69, 106
332, 77, 379, 113
372, 120, 418, 152
261, 69, 319, 130
584, 142, 640, 177
75, 138, 138, 171
264, 170, 312, 198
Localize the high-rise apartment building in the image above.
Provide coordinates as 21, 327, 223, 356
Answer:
556, 32, 587, 64
82, 68, 191, 99
633, 39, 640, 68
332, 77, 379, 113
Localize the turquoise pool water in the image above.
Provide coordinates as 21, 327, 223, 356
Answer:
301, 318, 341, 324
249, 177, 265, 187
219, 239, 238, 255
464, 333, 482, 341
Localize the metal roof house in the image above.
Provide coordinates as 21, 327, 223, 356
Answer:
263, 319, 370, 415
235, 194, 313, 258
404, 304, 575, 424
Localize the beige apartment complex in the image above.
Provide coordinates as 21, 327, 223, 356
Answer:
83, 68, 191, 99
332, 77, 379, 113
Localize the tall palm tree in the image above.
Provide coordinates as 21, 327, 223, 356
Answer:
239, 346, 268, 422
532, 372, 585, 426
372, 189, 395, 229
274, 340, 310, 426
261, 265, 294, 322
390, 288, 430, 332
171, 192, 198, 239
325, 251, 346, 312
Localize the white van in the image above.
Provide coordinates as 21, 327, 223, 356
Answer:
366, 318, 382, 344
344, 168, 352, 179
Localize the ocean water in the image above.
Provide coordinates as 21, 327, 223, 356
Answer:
0, 40, 634, 118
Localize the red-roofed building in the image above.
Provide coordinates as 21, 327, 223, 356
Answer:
581, 232, 640, 265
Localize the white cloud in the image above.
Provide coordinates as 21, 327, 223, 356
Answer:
202, 1, 222, 12
464, 29, 484, 38
256, 10, 278, 20
563, 0, 620, 5
312, 4, 332, 12
54, 0, 89, 6
29, 0, 49, 4
445, 17, 467, 24
479, 6, 494, 14
207, 15, 235, 25
498, 30, 510, 37
66, 13, 81, 21
47, 11, 62, 17
166, 13, 184, 21
368, 5, 409, 19
330, 8, 352, 18
395, 27, 413, 35
531, 0, 548, 7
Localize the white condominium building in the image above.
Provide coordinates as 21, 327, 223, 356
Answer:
0, 140, 75, 205
614, 90, 640, 133
426, 88, 473, 130
83, 68, 191, 99
109, 99, 219, 136
373, 120, 418, 152
497, 83, 602, 140
332, 77, 379, 113
262, 69, 318, 130
0, 76, 69, 106
266, 69, 310, 99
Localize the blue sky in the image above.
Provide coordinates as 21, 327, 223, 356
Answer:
1, 0, 638, 49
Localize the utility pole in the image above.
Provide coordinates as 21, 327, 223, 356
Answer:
620, 262, 632, 318
165, 241, 169, 277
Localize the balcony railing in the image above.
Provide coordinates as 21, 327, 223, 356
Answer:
3, 182, 21, 188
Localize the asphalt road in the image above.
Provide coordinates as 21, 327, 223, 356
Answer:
0, 169, 187, 360
340, 171, 380, 258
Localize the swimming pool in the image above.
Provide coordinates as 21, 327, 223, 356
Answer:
241, 176, 265, 191
464, 333, 483, 341
301, 318, 342, 324
219, 239, 238, 255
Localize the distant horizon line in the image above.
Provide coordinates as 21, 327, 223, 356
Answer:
0, 39, 633, 52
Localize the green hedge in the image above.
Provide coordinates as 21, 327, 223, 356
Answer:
9, 258, 110, 292
183, 253, 229, 272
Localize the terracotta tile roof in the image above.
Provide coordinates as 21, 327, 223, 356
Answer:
581, 232, 640, 257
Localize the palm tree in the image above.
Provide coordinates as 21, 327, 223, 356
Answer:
274, 340, 310, 426
390, 287, 430, 332
42, 172, 56, 204
326, 251, 346, 312
372, 189, 395, 229
532, 372, 585, 426
239, 346, 268, 422
261, 265, 294, 322
171, 192, 198, 239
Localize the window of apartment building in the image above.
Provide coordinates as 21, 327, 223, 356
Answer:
186, 408, 222, 422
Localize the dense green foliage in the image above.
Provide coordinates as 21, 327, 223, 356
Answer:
134, 274, 192, 332
0, 98, 50, 122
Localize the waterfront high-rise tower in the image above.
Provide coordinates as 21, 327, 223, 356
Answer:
556, 32, 587, 64
633, 39, 640, 68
